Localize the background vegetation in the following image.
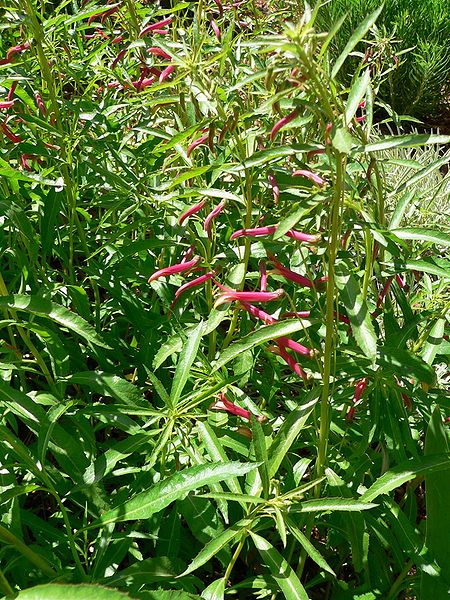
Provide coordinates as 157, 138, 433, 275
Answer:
0, 1, 449, 599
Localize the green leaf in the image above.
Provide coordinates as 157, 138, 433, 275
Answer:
331, 126, 357, 154
421, 319, 445, 366
388, 190, 416, 229
361, 454, 450, 503
335, 264, 377, 361
331, 5, 384, 78
376, 347, 436, 385
285, 515, 335, 576
180, 518, 253, 576
14, 584, 132, 600
391, 228, 450, 247
384, 259, 450, 280
251, 415, 270, 498
353, 134, 450, 154
268, 393, 318, 478
0, 295, 110, 348
289, 498, 378, 512
85, 462, 257, 528
394, 155, 450, 195
137, 591, 200, 600
345, 69, 371, 125
249, 531, 309, 600
229, 145, 321, 171
201, 578, 225, 600
170, 321, 204, 407
212, 319, 315, 372
64, 372, 144, 406
421, 406, 450, 598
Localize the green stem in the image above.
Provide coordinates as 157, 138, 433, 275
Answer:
0, 523, 56, 578
223, 533, 247, 583
386, 559, 413, 600
0, 566, 14, 598
316, 153, 344, 480
0, 272, 56, 391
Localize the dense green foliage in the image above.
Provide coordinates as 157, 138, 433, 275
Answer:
315, 0, 450, 124
0, 1, 449, 599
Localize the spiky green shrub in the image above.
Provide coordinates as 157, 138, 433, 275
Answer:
315, 0, 450, 123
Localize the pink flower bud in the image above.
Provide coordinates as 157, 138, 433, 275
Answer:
395, 274, 406, 289
277, 337, 316, 358
7, 82, 17, 102
148, 256, 201, 283
203, 200, 225, 237
6, 42, 30, 62
215, 287, 284, 308
259, 261, 267, 292
240, 302, 277, 324
292, 169, 325, 187
139, 17, 172, 37
147, 47, 171, 60
281, 311, 311, 319
20, 154, 32, 171
34, 92, 46, 117
0, 101, 15, 109
230, 226, 320, 244
268, 173, 279, 204
187, 133, 209, 157
178, 199, 206, 225
159, 64, 175, 83
285, 230, 321, 243
271, 344, 308, 380
181, 244, 195, 263
111, 34, 124, 44
1, 121, 22, 143
132, 77, 155, 91
174, 271, 215, 302
214, 0, 224, 17
377, 277, 393, 308
210, 18, 221, 41
270, 110, 297, 141
111, 47, 127, 68
210, 392, 265, 422
347, 377, 369, 420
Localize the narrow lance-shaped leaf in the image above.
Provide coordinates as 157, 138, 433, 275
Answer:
0, 295, 110, 348
421, 319, 445, 366
249, 531, 309, 600
345, 69, 370, 125
361, 454, 450, 503
335, 263, 377, 361
170, 321, 204, 407
84, 461, 257, 528
331, 4, 384, 78
212, 319, 315, 372
421, 406, 450, 599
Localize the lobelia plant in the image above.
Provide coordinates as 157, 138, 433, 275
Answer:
0, 0, 449, 599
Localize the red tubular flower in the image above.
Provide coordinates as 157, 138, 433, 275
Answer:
269, 257, 314, 289
148, 256, 200, 283
111, 48, 128, 68
240, 302, 277, 324
210, 392, 265, 422
181, 244, 195, 263
281, 311, 311, 319
6, 42, 30, 62
111, 34, 124, 44
7, 82, 17, 102
259, 261, 267, 292
20, 154, 32, 171
272, 343, 308, 380
203, 200, 225, 237
139, 17, 172, 37
178, 199, 206, 225
147, 47, 171, 60
132, 77, 155, 91
187, 133, 209, 157
347, 377, 369, 420
277, 336, 316, 358
210, 18, 221, 41
34, 92, 46, 117
292, 169, 325, 187
270, 110, 297, 141
377, 277, 394, 308
285, 230, 321, 243
0, 101, 15, 109
88, 7, 117, 25
215, 287, 284, 308
268, 173, 279, 204
325, 122, 333, 145
159, 64, 175, 83
1, 121, 22, 143
395, 274, 406, 289
173, 271, 215, 302
230, 226, 320, 244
